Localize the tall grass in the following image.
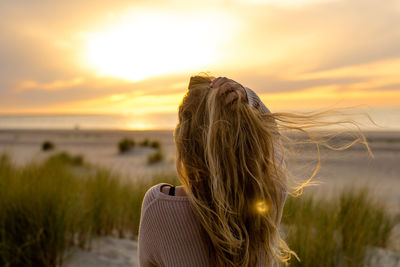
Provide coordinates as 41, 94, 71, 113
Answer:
283, 188, 395, 267
0, 152, 177, 267
0, 152, 395, 266
0, 154, 81, 266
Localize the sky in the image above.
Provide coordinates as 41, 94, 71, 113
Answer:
0, 0, 399, 129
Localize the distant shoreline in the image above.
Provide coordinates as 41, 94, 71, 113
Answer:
0, 128, 399, 133
1, 108, 400, 131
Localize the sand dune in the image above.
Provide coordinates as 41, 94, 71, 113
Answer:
63, 237, 400, 267
63, 237, 139, 267
1, 129, 398, 211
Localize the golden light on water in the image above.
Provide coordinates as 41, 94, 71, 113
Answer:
256, 200, 270, 214
125, 121, 153, 130
84, 10, 236, 81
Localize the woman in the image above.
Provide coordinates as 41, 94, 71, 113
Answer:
137, 75, 369, 266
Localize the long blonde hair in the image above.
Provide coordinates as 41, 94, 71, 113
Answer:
174, 75, 371, 266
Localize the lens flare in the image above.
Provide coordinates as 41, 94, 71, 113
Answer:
255, 200, 270, 214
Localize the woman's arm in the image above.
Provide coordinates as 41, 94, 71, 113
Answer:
138, 188, 159, 267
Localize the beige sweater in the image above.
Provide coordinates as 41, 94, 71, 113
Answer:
137, 183, 284, 267
138, 183, 212, 267
138, 87, 282, 266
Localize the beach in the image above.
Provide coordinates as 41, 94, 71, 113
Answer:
0, 129, 177, 180
1, 129, 399, 266
1, 129, 399, 210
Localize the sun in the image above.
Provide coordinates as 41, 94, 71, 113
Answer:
84, 10, 236, 82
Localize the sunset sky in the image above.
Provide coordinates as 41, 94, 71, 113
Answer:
1, 0, 399, 129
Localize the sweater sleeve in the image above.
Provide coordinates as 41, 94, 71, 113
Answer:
244, 87, 271, 114
138, 187, 159, 267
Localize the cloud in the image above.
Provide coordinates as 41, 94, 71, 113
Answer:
0, 73, 191, 113
258, 87, 400, 111
371, 83, 400, 91
237, 75, 367, 93
0, 0, 400, 114
212, 0, 400, 75
13, 78, 86, 92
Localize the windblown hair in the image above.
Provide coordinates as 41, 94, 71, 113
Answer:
174, 75, 371, 266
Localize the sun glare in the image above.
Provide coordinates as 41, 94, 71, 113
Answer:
84, 10, 236, 81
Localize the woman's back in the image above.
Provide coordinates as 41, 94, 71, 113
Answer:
138, 183, 209, 267
138, 183, 271, 267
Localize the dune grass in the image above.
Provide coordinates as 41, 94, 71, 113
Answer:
118, 138, 135, 154
139, 139, 150, 147
149, 140, 161, 149
283, 188, 395, 267
139, 139, 161, 149
147, 149, 164, 164
0, 152, 177, 266
0, 152, 395, 266
48, 152, 84, 166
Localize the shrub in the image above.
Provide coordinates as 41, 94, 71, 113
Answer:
42, 141, 54, 151
150, 140, 161, 149
118, 138, 135, 154
147, 149, 164, 164
46, 152, 84, 166
139, 139, 150, 147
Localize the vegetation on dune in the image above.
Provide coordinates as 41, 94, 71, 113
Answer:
149, 140, 161, 149
283, 188, 395, 267
118, 138, 135, 154
122, 138, 164, 164
0, 152, 396, 266
48, 152, 84, 166
0, 152, 177, 267
139, 139, 150, 147
147, 149, 164, 164
42, 141, 55, 151
119, 138, 163, 164
145, 139, 164, 164
139, 139, 161, 149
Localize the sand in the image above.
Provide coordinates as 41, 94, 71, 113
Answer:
1, 129, 399, 266
1, 129, 398, 210
63, 237, 139, 267
62, 237, 400, 267
0, 129, 177, 179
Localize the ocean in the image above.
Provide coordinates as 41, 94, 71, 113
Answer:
0, 107, 399, 131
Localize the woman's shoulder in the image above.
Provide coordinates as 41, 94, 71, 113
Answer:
141, 184, 162, 210
141, 183, 190, 215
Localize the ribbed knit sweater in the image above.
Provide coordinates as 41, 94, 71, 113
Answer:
138, 183, 211, 267
138, 87, 282, 267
